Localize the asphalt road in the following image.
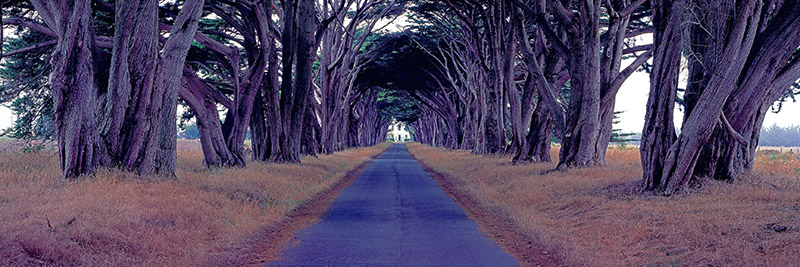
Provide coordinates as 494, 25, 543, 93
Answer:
275, 143, 518, 266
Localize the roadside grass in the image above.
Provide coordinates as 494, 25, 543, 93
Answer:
0, 140, 390, 266
407, 143, 800, 266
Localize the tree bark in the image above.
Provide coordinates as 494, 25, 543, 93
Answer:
659, 0, 762, 194
641, 0, 684, 191
514, 98, 554, 163
557, 0, 602, 170
180, 69, 242, 168
99, 0, 159, 172
279, 0, 316, 163
692, 2, 800, 181
251, 86, 270, 161
252, 7, 283, 162
153, 0, 204, 176
99, 0, 203, 177
593, 0, 653, 165
31, 0, 100, 179
641, 0, 800, 193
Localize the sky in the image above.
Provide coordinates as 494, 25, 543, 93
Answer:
612, 62, 800, 133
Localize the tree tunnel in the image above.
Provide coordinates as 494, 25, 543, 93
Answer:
2, 0, 799, 195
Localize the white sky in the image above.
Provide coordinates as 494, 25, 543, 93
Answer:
613, 61, 800, 133
0, 107, 14, 130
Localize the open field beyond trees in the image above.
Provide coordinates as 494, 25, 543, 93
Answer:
0, 140, 390, 266
407, 143, 800, 266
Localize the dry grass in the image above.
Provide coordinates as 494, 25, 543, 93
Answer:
407, 143, 800, 266
0, 140, 390, 266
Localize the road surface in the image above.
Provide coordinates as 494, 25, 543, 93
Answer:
275, 143, 518, 266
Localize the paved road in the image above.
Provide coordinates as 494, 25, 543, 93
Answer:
275, 143, 518, 266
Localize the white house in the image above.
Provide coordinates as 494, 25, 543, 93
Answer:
388, 119, 411, 142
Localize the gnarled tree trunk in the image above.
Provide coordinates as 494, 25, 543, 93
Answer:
180, 69, 242, 168
100, 0, 203, 177
153, 0, 205, 176
658, 0, 762, 194
31, 0, 100, 179
514, 99, 554, 163
641, 0, 684, 191
691, 2, 800, 182
557, 1, 602, 170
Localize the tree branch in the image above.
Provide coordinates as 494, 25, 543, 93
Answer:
623, 44, 653, 54
5, 16, 113, 48
4, 16, 56, 37
1, 39, 57, 57
547, 0, 575, 26
720, 113, 749, 145
605, 49, 653, 104
618, 0, 649, 18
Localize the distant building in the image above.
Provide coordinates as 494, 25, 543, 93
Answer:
388, 119, 411, 142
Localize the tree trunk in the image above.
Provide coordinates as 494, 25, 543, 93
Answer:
251, 87, 270, 161
593, 0, 643, 166
558, 3, 602, 170
640, 0, 800, 193
659, 0, 762, 194
592, 102, 615, 165
31, 0, 100, 179
484, 70, 502, 153
505, 21, 523, 154
251, 48, 282, 162
225, 48, 266, 165
277, 0, 298, 163
180, 70, 242, 168
100, 0, 203, 177
641, 0, 684, 190
302, 105, 320, 156
473, 79, 489, 154
280, 0, 316, 163
250, 46, 280, 162
152, 0, 204, 177
99, 0, 159, 173
692, 2, 800, 181
514, 99, 554, 163
266, 46, 283, 161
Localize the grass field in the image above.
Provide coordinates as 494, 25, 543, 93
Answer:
0, 140, 390, 266
407, 143, 800, 266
